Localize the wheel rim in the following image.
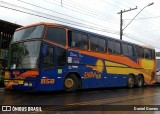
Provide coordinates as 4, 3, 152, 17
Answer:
138, 78, 143, 86
65, 78, 74, 88
128, 78, 134, 87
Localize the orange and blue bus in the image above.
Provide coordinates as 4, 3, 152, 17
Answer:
4, 22, 156, 92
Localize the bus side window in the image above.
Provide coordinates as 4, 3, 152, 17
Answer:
68, 31, 88, 50
99, 38, 106, 52
122, 43, 128, 56
114, 42, 121, 54
144, 48, 151, 59
108, 40, 114, 53
133, 45, 139, 57
128, 45, 133, 56
45, 27, 66, 46
90, 36, 99, 51
139, 47, 144, 58
43, 46, 54, 68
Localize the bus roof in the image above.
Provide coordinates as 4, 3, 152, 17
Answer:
16, 22, 155, 50
16, 22, 61, 31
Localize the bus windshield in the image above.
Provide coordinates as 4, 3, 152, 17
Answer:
12, 25, 44, 42
8, 41, 41, 69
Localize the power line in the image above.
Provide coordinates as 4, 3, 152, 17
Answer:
65, 0, 117, 19
123, 34, 160, 49
124, 16, 160, 20
112, 0, 160, 28
1, 0, 160, 49
17, 0, 118, 31
43, 0, 119, 24
0, 1, 119, 35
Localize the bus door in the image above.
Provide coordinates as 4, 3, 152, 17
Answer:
39, 44, 58, 91
40, 44, 67, 91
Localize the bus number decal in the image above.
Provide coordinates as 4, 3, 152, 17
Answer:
84, 72, 101, 79
41, 79, 55, 84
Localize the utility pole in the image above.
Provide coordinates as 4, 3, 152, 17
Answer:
117, 2, 154, 40
117, 7, 137, 40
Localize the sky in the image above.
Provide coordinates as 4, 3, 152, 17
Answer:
0, 0, 160, 51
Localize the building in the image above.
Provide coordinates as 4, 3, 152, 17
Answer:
0, 19, 22, 77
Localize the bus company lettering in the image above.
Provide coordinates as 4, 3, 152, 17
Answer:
84, 72, 101, 79
41, 79, 55, 84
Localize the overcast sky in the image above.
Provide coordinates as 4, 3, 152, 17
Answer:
1, 0, 160, 51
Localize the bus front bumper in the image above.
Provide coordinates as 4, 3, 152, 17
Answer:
4, 79, 36, 91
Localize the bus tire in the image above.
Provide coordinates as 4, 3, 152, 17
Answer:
136, 76, 144, 88
64, 74, 78, 92
127, 75, 135, 88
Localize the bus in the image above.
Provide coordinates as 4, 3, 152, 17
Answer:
4, 22, 156, 92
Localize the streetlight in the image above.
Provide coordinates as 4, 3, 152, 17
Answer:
118, 2, 154, 40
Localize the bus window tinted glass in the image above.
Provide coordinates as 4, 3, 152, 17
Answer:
12, 25, 44, 42
122, 44, 128, 56
108, 40, 114, 53
134, 45, 139, 57
43, 46, 54, 68
139, 48, 144, 58
90, 36, 106, 52
57, 47, 67, 66
128, 45, 133, 56
90, 36, 99, 51
144, 48, 151, 59
70, 31, 88, 50
45, 27, 66, 46
99, 38, 106, 52
114, 42, 121, 54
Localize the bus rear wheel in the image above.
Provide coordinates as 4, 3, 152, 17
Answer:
64, 74, 78, 92
127, 75, 135, 88
136, 76, 144, 88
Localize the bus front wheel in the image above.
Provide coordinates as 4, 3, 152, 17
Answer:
64, 74, 78, 92
127, 75, 135, 88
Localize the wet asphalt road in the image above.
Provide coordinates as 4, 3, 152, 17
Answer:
1, 85, 160, 113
